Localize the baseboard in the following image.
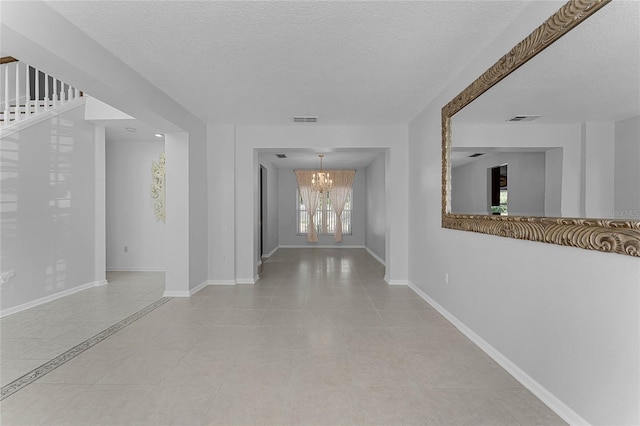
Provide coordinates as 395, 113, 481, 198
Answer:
0, 98, 85, 139
0, 280, 99, 318
407, 280, 588, 426
94, 279, 109, 287
387, 279, 408, 286
189, 280, 208, 296
207, 279, 236, 286
235, 275, 258, 284
263, 246, 279, 258
257, 259, 262, 267
106, 267, 166, 272
364, 246, 385, 266
278, 244, 366, 249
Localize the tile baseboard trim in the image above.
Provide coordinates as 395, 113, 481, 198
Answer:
0, 280, 102, 318
0, 297, 172, 400
106, 267, 166, 272
364, 246, 385, 266
407, 280, 587, 426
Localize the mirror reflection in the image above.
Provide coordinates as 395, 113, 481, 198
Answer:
450, 1, 639, 219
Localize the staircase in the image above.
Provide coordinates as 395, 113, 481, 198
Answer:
1, 56, 83, 129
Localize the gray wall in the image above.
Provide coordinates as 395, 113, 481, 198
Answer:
365, 152, 386, 262
451, 151, 546, 216
1, 106, 97, 312
614, 115, 640, 218
106, 139, 166, 271
259, 159, 279, 256
278, 168, 365, 246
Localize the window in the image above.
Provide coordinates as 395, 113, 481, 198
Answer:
297, 189, 352, 235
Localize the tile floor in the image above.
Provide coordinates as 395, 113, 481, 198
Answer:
1, 271, 165, 387
0, 248, 565, 425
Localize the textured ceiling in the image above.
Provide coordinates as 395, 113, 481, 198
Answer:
454, 0, 640, 125
45, 0, 532, 126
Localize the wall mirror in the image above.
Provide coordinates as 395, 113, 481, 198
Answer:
442, 0, 640, 257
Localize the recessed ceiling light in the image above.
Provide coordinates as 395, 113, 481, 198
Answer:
125, 127, 137, 132
154, 133, 164, 138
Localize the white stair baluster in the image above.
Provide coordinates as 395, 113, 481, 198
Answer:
44, 73, 49, 111
14, 62, 21, 122
34, 69, 39, 114
3, 64, 9, 127
25, 64, 31, 117
54, 79, 59, 107
66, 84, 70, 102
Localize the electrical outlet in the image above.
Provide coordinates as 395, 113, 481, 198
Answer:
444, 273, 449, 284
0, 271, 16, 284
224, 255, 229, 261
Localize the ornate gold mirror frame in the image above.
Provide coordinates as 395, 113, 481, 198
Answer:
441, 0, 640, 257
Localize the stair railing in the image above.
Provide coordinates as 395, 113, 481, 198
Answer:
1, 56, 83, 128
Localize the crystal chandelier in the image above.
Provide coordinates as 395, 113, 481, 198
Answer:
311, 154, 333, 193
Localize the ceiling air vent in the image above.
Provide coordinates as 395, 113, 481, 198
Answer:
275, 154, 287, 159
293, 116, 318, 123
508, 115, 541, 122
468, 153, 484, 158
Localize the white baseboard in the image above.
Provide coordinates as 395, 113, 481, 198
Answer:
278, 244, 365, 249
407, 280, 588, 426
236, 275, 258, 284
257, 259, 262, 267
208, 279, 236, 286
387, 279, 408, 286
94, 279, 109, 287
106, 267, 166, 272
189, 280, 208, 296
0, 280, 100, 318
364, 246, 385, 266
263, 246, 279, 258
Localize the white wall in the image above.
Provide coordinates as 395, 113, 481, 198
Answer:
1, 105, 97, 313
453, 123, 581, 217
259, 159, 279, 256
582, 122, 615, 219
234, 125, 408, 284
408, 2, 640, 425
365, 151, 386, 262
105, 139, 165, 271
451, 151, 546, 216
2, 1, 209, 295
544, 148, 563, 217
207, 124, 235, 283
277, 168, 365, 247
614, 115, 640, 219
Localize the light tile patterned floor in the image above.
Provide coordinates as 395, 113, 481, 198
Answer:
0, 249, 565, 425
1, 272, 165, 388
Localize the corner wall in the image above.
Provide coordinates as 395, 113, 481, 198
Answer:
365, 151, 386, 262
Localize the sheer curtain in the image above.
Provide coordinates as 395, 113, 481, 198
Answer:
328, 170, 355, 242
295, 171, 320, 242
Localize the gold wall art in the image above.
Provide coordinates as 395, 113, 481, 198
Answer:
151, 152, 166, 223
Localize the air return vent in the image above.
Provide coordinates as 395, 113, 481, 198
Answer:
293, 116, 318, 123
508, 115, 541, 122
468, 153, 484, 158
275, 154, 287, 159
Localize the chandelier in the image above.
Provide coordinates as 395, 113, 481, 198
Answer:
311, 154, 333, 193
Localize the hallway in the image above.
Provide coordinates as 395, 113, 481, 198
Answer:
0, 249, 563, 425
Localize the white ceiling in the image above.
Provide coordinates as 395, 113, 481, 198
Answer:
44, 0, 532, 126
454, 1, 640, 125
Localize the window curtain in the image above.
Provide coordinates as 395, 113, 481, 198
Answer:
328, 170, 355, 242
295, 170, 320, 242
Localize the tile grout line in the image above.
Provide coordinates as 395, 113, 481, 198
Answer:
0, 297, 173, 401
